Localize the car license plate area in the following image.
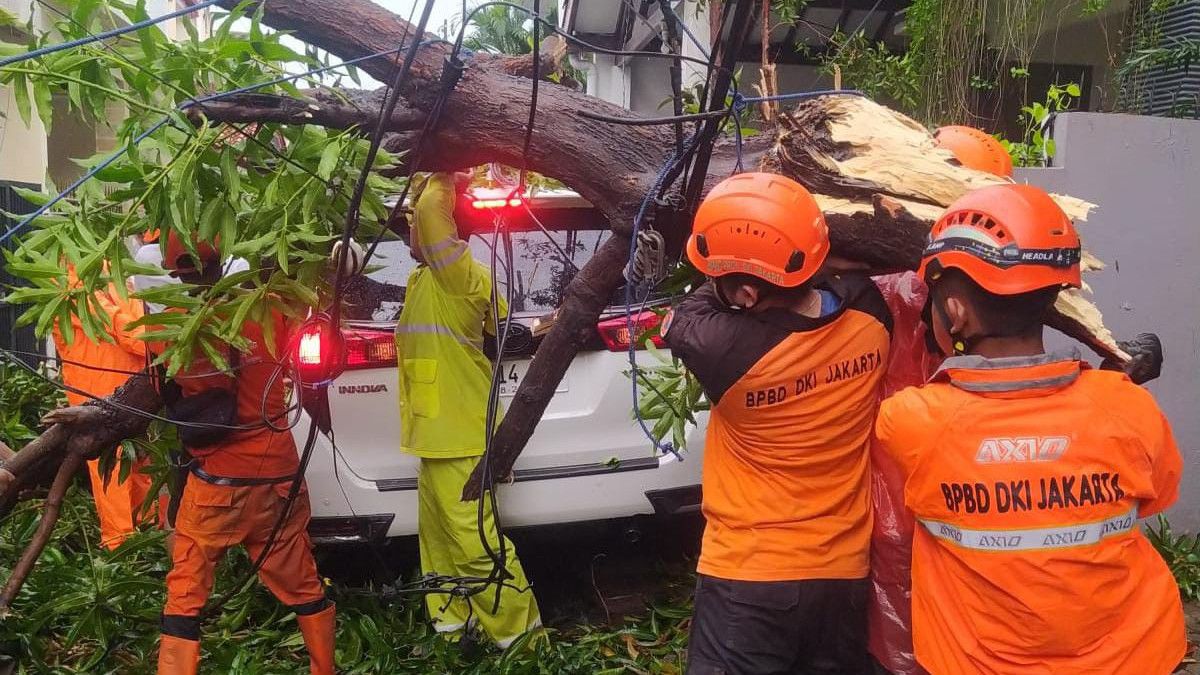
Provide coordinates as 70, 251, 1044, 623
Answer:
498, 360, 568, 397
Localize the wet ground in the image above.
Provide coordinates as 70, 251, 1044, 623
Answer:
320, 516, 1200, 671
317, 512, 705, 627
1183, 602, 1200, 673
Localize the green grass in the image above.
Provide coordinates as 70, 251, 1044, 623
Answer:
0, 487, 692, 674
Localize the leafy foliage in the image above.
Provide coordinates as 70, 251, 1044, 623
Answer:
1146, 514, 1200, 602
0, 1, 403, 375
999, 82, 1080, 167
633, 343, 708, 453
0, 487, 695, 673
819, 31, 921, 112
0, 358, 64, 449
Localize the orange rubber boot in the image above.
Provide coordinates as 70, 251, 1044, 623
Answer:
157, 635, 200, 675
297, 603, 336, 675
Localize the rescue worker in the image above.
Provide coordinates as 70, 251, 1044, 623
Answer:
155, 233, 334, 675
396, 171, 541, 647
875, 183, 1186, 674
934, 125, 1014, 177
663, 172, 893, 675
51, 268, 154, 550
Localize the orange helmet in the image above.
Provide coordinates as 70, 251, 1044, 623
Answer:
918, 184, 1081, 295
934, 125, 1014, 177
163, 230, 220, 276
687, 172, 829, 288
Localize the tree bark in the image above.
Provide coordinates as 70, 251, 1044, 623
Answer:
0, 453, 84, 614
0, 0, 1131, 543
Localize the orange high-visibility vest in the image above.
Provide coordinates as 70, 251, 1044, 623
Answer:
876, 349, 1186, 675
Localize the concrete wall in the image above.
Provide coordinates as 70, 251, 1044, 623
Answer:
1019, 112, 1200, 530
0, 84, 49, 187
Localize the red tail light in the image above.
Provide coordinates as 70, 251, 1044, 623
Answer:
345, 328, 397, 369
291, 317, 346, 386
596, 311, 665, 351
469, 188, 525, 211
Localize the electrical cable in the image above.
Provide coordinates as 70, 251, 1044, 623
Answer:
0, 0, 219, 68
521, 203, 579, 272
330, 0, 438, 321
1, 347, 269, 379
0, 44, 422, 247
453, 1, 730, 76
1, 349, 294, 433
518, 0, 541, 192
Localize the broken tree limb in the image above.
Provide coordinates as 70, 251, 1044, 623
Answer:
199, 0, 1129, 499
186, 91, 427, 129
3, 0, 1136, 536
0, 452, 84, 614
462, 233, 633, 501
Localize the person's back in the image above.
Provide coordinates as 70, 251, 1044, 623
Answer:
665, 172, 890, 675
393, 171, 541, 648
880, 360, 1184, 674
877, 183, 1186, 675
172, 317, 296, 479
670, 274, 891, 581
52, 266, 152, 549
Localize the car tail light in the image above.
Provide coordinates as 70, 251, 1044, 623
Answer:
291, 316, 346, 386
345, 328, 397, 369
596, 311, 665, 351
469, 188, 525, 210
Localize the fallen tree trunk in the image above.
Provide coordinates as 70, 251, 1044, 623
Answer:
0, 0, 1138, 593
0, 375, 160, 610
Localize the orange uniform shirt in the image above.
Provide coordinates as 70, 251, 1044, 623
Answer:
664, 277, 892, 581
53, 273, 147, 405
174, 316, 298, 479
876, 350, 1186, 675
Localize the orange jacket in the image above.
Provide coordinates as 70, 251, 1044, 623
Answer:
52, 271, 146, 404
876, 349, 1186, 675
173, 315, 297, 479
664, 277, 893, 581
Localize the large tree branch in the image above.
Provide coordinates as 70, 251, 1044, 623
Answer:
187, 91, 426, 129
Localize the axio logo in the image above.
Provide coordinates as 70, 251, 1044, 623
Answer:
338, 384, 388, 395
976, 436, 1069, 463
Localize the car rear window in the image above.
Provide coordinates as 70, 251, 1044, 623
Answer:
359, 226, 664, 321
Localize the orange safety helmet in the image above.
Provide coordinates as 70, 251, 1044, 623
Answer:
934, 125, 1014, 178
918, 184, 1081, 295
163, 230, 220, 276
687, 172, 829, 288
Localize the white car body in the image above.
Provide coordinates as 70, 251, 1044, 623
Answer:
296, 191, 706, 543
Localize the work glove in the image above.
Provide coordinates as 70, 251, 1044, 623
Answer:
1100, 332, 1163, 385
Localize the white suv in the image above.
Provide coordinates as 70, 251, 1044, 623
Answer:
295, 190, 706, 544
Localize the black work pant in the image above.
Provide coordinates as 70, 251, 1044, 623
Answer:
686, 574, 871, 675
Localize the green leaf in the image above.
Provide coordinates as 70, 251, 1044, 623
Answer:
35, 295, 64, 337
33, 81, 53, 134
199, 198, 222, 240
11, 72, 32, 128
221, 151, 241, 201
1066, 83, 1081, 97
317, 142, 340, 181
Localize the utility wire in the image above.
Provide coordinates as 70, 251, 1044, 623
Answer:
0, 0, 219, 68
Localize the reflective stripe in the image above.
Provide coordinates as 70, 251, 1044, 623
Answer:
952, 372, 1080, 393
422, 237, 463, 256
426, 241, 467, 270
396, 323, 482, 349
920, 506, 1138, 552
932, 348, 1083, 391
